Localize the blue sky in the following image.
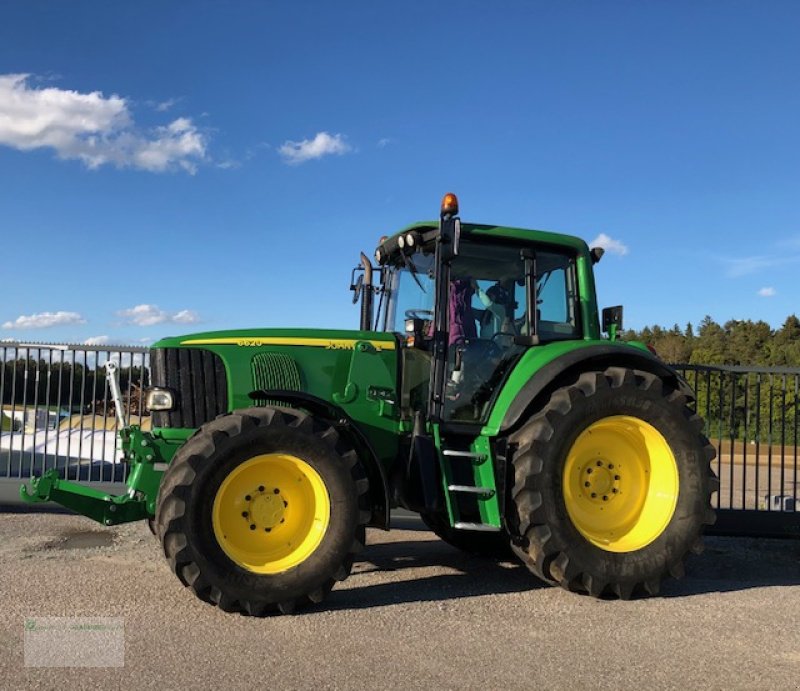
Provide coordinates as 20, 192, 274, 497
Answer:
1, 1, 798, 346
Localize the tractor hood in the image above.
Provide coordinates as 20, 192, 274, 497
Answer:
148, 328, 401, 466
153, 327, 397, 352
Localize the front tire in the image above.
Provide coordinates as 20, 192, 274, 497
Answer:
156, 407, 370, 615
509, 367, 717, 598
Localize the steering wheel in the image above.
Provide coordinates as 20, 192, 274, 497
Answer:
491, 332, 516, 347
405, 309, 434, 320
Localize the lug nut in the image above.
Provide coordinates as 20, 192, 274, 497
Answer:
602, 495, 608, 501
249, 524, 256, 531
264, 527, 271, 533
591, 492, 597, 498
273, 488, 280, 495
587, 468, 593, 475
280, 518, 285, 524
584, 481, 591, 488
283, 500, 288, 507
612, 488, 618, 494
258, 485, 265, 492
596, 461, 603, 467
608, 464, 614, 469
241, 511, 248, 518
245, 495, 251, 501
614, 475, 620, 481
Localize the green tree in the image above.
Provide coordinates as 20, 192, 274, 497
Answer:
689, 316, 726, 365
768, 315, 800, 366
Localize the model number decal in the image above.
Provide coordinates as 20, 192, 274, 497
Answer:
236, 339, 352, 349
180, 337, 396, 351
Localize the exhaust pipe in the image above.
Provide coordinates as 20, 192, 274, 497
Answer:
359, 252, 374, 331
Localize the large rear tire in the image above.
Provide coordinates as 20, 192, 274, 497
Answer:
509, 367, 717, 598
155, 407, 370, 615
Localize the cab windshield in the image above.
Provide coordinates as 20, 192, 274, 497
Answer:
381, 241, 580, 340
380, 238, 580, 423
382, 253, 435, 333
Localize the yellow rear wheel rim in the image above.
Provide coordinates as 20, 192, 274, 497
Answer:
212, 453, 331, 574
563, 416, 679, 553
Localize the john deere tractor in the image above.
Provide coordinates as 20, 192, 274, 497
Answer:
22, 194, 717, 614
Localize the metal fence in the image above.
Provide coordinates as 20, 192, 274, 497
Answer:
0, 342, 797, 535
0, 341, 149, 503
674, 364, 799, 537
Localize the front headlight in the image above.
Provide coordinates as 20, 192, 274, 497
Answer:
145, 387, 176, 411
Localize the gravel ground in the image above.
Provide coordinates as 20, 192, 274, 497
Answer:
1, 510, 799, 690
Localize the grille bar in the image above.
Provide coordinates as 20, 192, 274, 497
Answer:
151, 348, 228, 428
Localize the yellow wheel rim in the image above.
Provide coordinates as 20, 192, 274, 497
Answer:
562, 415, 679, 553
212, 453, 331, 574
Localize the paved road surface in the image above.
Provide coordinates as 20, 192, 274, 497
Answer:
1, 510, 799, 690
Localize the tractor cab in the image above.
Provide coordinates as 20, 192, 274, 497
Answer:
352, 194, 592, 425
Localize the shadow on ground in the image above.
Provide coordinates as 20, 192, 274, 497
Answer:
330, 520, 800, 610
6, 507, 798, 608
662, 535, 800, 597
329, 535, 545, 611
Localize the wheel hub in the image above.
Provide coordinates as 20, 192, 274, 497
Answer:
245, 487, 288, 532
582, 459, 621, 503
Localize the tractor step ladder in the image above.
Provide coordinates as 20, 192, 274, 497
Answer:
452, 521, 500, 532
435, 436, 502, 531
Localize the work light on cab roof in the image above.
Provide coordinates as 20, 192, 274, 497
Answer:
374, 192, 460, 266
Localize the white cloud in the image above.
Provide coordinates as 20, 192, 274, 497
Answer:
84, 335, 110, 345
2, 311, 86, 329
172, 309, 200, 323
722, 254, 799, 278
117, 304, 200, 327
589, 233, 629, 256
130, 117, 206, 174
278, 131, 351, 165
0, 74, 207, 173
377, 137, 392, 148
757, 287, 776, 297
154, 97, 180, 112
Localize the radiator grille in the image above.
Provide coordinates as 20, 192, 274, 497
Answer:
150, 348, 228, 428
251, 352, 302, 405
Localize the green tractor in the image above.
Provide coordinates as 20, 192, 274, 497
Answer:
21, 193, 717, 614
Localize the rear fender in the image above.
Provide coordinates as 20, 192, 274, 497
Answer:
495, 344, 695, 435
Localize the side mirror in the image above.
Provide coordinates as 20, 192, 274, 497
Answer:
350, 273, 363, 305
602, 305, 623, 340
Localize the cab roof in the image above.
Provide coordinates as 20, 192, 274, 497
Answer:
390, 221, 591, 254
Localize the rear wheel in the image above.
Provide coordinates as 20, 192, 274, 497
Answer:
156, 407, 370, 615
509, 367, 717, 598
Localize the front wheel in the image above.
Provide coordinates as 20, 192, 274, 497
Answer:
509, 367, 717, 598
155, 407, 370, 615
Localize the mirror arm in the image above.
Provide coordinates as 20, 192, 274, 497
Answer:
521, 249, 538, 339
